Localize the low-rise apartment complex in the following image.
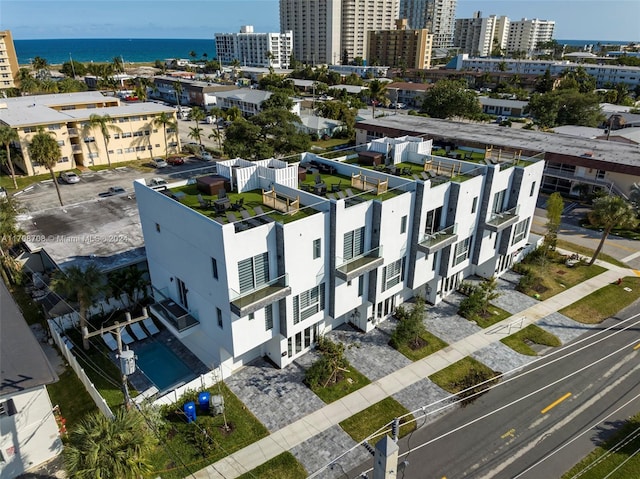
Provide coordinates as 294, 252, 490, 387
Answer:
0, 92, 180, 176
0, 30, 19, 90
135, 136, 543, 374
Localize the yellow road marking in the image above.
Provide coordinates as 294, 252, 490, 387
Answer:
634, 343, 640, 350
633, 270, 640, 278
541, 393, 572, 414
501, 428, 516, 439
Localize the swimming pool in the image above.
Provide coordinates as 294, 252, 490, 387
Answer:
134, 341, 195, 392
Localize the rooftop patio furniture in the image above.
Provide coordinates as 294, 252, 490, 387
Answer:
197, 193, 212, 208
331, 181, 341, 192
231, 198, 244, 211
401, 167, 412, 176
336, 191, 346, 199
130, 322, 148, 341
313, 183, 327, 195
240, 209, 262, 227
314, 174, 323, 185
412, 174, 421, 181
218, 188, 227, 199
214, 198, 231, 213
142, 317, 160, 335
254, 206, 275, 222
120, 327, 135, 345
327, 193, 336, 200
421, 172, 430, 180
196, 175, 230, 196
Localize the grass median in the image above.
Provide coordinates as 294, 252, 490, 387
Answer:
500, 324, 562, 355
237, 452, 306, 479
559, 277, 640, 324
339, 397, 415, 443
309, 364, 371, 404
429, 357, 500, 405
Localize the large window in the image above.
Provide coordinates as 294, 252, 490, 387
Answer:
265, 304, 273, 331
343, 227, 364, 261
238, 252, 269, 294
382, 257, 406, 291
512, 218, 530, 245
313, 238, 321, 259
453, 236, 473, 266
424, 207, 442, 235
293, 283, 325, 324
492, 189, 506, 214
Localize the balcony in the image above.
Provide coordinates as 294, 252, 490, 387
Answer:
336, 246, 384, 282
149, 297, 199, 333
417, 224, 458, 255
485, 206, 520, 232
230, 273, 291, 317
67, 128, 79, 137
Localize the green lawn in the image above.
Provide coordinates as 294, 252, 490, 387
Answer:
515, 250, 607, 300
47, 369, 99, 429
147, 383, 269, 479
579, 218, 640, 241
429, 357, 500, 403
555, 239, 628, 268
500, 325, 562, 355
309, 364, 371, 404
339, 397, 415, 443
310, 138, 352, 150
562, 413, 640, 479
559, 277, 640, 324
467, 304, 512, 329
237, 452, 307, 479
394, 331, 449, 361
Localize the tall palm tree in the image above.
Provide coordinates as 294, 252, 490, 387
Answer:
28, 129, 64, 206
188, 126, 203, 147
0, 197, 24, 285
368, 79, 387, 119
189, 106, 206, 128
17, 68, 38, 94
208, 106, 226, 149
51, 264, 106, 350
587, 195, 639, 265
208, 129, 223, 150
153, 112, 177, 158
63, 409, 156, 478
630, 182, 640, 212
88, 114, 122, 167
108, 266, 149, 311
112, 56, 124, 74
0, 125, 20, 189
173, 80, 183, 107
225, 105, 243, 122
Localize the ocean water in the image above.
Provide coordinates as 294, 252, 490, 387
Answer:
14, 38, 217, 65
557, 39, 634, 47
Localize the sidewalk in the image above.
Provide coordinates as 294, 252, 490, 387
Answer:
195, 263, 633, 479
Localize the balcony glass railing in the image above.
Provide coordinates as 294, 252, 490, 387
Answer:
149, 287, 199, 333
418, 224, 458, 254
336, 246, 384, 281
486, 206, 519, 231
229, 273, 291, 317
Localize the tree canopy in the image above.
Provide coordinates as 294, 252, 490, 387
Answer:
421, 79, 481, 119
525, 89, 603, 128
587, 195, 638, 265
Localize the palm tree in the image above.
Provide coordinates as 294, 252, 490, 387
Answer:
630, 182, 640, 212
112, 56, 124, 74
17, 68, 38, 94
190, 106, 206, 127
63, 408, 156, 479
88, 114, 122, 167
173, 80, 183, 107
208, 129, 223, 150
108, 266, 148, 311
51, 264, 106, 350
0, 197, 24, 285
153, 112, 177, 158
189, 50, 197, 61
368, 79, 387, 119
225, 106, 243, 122
587, 195, 639, 265
28, 129, 64, 206
0, 125, 20, 189
188, 126, 203, 147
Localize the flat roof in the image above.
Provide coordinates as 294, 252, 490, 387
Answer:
357, 115, 640, 169
18, 195, 146, 272
0, 281, 58, 397
0, 93, 176, 127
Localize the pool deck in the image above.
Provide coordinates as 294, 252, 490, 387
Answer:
118, 327, 210, 396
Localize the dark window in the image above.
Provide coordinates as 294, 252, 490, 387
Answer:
313, 238, 321, 259
217, 308, 223, 328
471, 196, 478, 213
212, 258, 218, 279
265, 304, 273, 330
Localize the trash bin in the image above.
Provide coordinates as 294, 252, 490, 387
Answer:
211, 394, 225, 415
198, 391, 211, 412
183, 401, 196, 423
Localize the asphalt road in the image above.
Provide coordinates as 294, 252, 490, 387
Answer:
347, 302, 640, 479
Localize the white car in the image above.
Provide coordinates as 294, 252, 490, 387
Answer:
151, 158, 168, 168
60, 171, 80, 184
148, 178, 168, 187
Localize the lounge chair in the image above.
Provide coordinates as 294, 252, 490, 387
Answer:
336, 191, 346, 199
240, 209, 262, 227
142, 317, 160, 335
197, 194, 212, 208
102, 332, 118, 351
218, 188, 227, 199
345, 188, 357, 197
412, 174, 421, 181
120, 327, 135, 345
226, 211, 239, 223
231, 198, 244, 211
326, 193, 336, 200
130, 322, 148, 341
331, 181, 341, 192
401, 167, 412, 176
254, 206, 275, 223
421, 172, 430, 180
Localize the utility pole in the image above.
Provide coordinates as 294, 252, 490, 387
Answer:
371, 417, 402, 479
82, 308, 150, 409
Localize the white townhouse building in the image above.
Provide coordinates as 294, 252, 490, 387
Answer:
215, 25, 293, 69
448, 54, 640, 89
134, 137, 543, 374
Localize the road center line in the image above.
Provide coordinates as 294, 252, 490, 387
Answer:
634, 343, 640, 350
541, 393, 572, 414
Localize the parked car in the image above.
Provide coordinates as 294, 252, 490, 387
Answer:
166, 156, 185, 166
148, 178, 168, 187
60, 171, 80, 184
107, 186, 126, 196
151, 158, 168, 168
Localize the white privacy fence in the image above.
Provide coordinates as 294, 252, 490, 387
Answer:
48, 320, 115, 419
145, 370, 221, 407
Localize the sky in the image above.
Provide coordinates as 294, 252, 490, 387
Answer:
0, 0, 638, 42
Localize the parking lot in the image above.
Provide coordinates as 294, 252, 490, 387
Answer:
14, 159, 218, 213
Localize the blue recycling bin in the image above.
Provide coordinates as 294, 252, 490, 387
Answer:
198, 391, 211, 412
183, 401, 196, 423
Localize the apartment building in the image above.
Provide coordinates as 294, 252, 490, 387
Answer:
213, 88, 301, 118
0, 30, 19, 90
448, 54, 640, 89
280, 0, 343, 65
506, 18, 555, 57
215, 25, 293, 69
367, 19, 434, 69
150, 76, 237, 109
280, 0, 399, 65
399, 0, 458, 51
453, 12, 509, 57
134, 136, 542, 373
0, 92, 179, 176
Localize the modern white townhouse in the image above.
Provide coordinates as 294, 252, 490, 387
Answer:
448, 54, 640, 89
134, 136, 543, 374
0, 92, 179, 176
215, 25, 293, 69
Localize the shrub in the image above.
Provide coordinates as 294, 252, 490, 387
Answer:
390, 297, 426, 350
304, 337, 348, 389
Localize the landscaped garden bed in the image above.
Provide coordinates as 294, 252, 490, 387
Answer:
237, 452, 307, 479
500, 325, 561, 355
389, 298, 448, 361
339, 397, 415, 443
429, 357, 500, 406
